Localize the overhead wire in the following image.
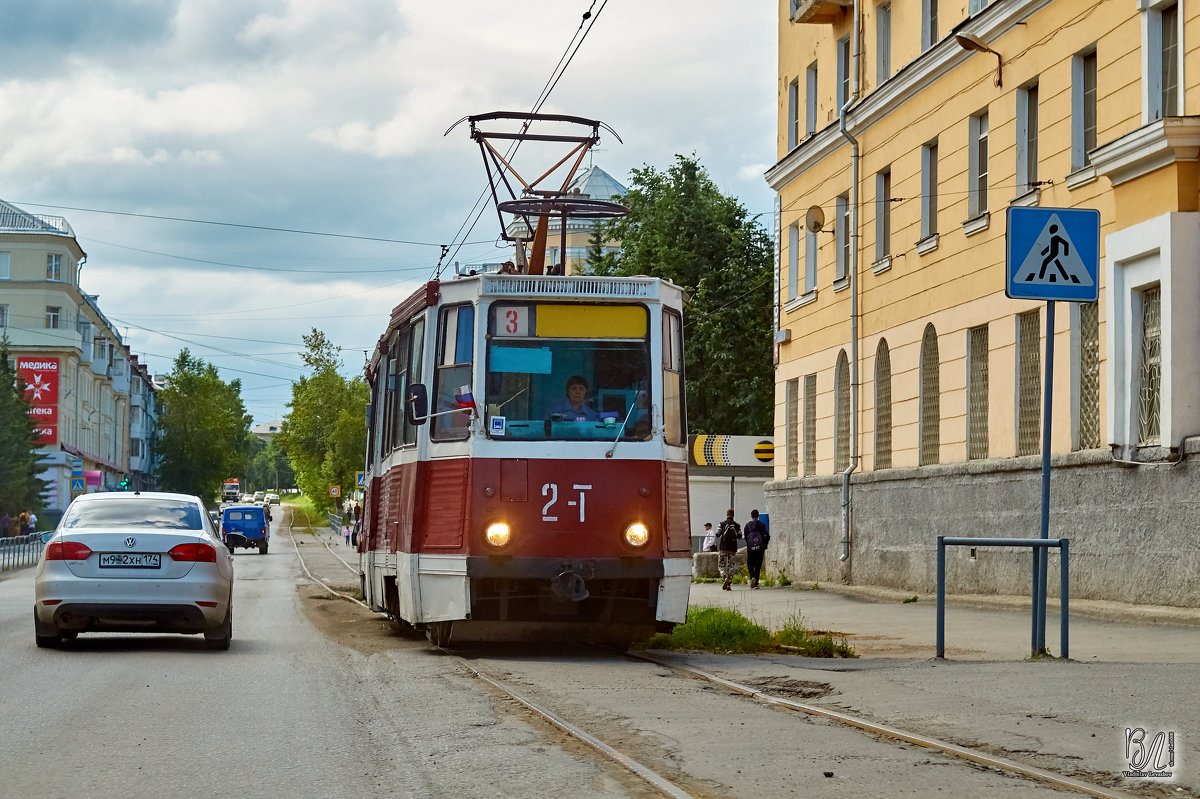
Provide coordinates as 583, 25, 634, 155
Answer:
436, 0, 610, 278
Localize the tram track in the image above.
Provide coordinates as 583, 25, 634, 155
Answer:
288, 522, 1145, 799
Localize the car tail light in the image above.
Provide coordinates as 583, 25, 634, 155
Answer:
168, 543, 217, 562
46, 541, 93, 560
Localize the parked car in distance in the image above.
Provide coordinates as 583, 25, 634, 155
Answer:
265, 493, 280, 505
221, 504, 269, 554
34, 491, 234, 650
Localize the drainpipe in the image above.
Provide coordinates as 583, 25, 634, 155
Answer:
837, 0, 862, 564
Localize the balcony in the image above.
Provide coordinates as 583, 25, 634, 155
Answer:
790, 0, 852, 24
0, 202, 75, 237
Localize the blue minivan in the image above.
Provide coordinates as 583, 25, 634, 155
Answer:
221, 504, 270, 554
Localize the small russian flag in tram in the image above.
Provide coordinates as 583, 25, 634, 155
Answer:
454, 385, 476, 410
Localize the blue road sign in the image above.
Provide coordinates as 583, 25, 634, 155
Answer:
1006, 206, 1100, 302
70, 477, 86, 493
355, 470, 366, 488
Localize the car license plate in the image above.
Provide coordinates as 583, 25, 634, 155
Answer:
99, 553, 162, 569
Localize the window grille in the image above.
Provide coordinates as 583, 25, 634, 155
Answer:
785, 378, 799, 478
874, 340, 892, 469
803, 373, 817, 476
1138, 287, 1162, 446
1078, 301, 1100, 448
835, 351, 850, 471
919, 324, 940, 465
968, 325, 989, 459
1017, 310, 1042, 456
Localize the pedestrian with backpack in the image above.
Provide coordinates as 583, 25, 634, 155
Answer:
742, 509, 769, 589
716, 509, 741, 591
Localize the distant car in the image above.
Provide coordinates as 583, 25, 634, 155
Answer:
33, 491, 234, 650
208, 509, 220, 527
241, 494, 254, 503
265, 493, 280, 505
252, 491, 265, 502
221, 504, 269, 554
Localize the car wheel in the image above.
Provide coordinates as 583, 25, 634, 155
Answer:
60, 630, 79, 640
260, 542, 268, 555
204, 603, 233, 651
227, 544, 235, 553
34, 611, 62, 649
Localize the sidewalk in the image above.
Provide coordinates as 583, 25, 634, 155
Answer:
688, 581, 1200, 663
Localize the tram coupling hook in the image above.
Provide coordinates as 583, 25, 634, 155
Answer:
551, 569, 590, 603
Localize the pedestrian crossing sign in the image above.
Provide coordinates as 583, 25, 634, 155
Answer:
70, 477, 85, 494
1006, 206, 1100, 302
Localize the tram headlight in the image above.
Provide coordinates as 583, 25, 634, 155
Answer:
623, 522, 650, 548
485, 522, 511, 548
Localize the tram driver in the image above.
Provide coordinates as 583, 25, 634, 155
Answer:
546, 375, 599, 421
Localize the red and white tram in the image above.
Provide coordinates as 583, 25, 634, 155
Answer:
360, 272, 692, 645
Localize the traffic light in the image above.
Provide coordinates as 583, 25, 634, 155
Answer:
120, 475, 130, 490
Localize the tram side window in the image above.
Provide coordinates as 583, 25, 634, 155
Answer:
380, 335, 400, 453
663, 309, 685, 446
433, 304, 475, 441
367, 378, 381, 468
404, 317, 425, 446
389, 326, 411, 451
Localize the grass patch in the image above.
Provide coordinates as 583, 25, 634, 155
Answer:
283, 494, 322, 532
639, 607, 857, 658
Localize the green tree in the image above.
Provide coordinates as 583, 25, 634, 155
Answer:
587, 155, 774, 434
278, 329, 368, 514
246, 436, 294, 493
156, 350, 252, 500
0, 335, 50, 522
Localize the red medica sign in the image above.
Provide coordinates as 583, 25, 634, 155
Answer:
18, 357, 59, 446
17, 357, 59, 405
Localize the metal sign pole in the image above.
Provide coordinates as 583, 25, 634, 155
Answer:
1037, 299, 1055, 654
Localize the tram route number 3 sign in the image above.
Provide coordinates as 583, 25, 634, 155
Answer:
328, 485, 341, 498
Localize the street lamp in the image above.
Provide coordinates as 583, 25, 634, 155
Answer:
956, 32, 1003, 88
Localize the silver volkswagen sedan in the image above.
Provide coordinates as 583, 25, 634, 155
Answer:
33, 491, 234, 650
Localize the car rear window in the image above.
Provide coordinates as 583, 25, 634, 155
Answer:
224, 509, 261, 522
62, 499, 204, 530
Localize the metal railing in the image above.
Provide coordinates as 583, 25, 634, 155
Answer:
328, 513, 343, 534
0, 532, 45, 572
936, 536, 1069, 660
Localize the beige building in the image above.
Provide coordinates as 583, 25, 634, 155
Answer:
0, 200, 144, 512
503, 165, 626, 275
766, 0, 1200, 605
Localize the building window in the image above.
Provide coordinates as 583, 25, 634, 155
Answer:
969, 110, 989, 217
1016, 81, 1039, 194
919, 324, 940, 465
874, 339, 892, 469
803, 373, 817, 476
131, 407, 141, 426
131, 438, 143, 457
45, 307, 61, 329
921, 139, 938, 240
1138, 286, 1162, 446
1072, 49, 1098, 170
787, 78, 800, 150
969, 0, 988, 12
875, 168, 891, 262
968, 324, 989, 459
805, 227, 818, 293
1076, 301, 1101, 449
836, 37, 851, 112
94, 337, 108, 361
1017, 309, 1042, 456
922, 0, 939, 51
0, 305, 6, 327
1148, 2, 1181, 121
835, 350, 851, 472
836, 192, 850, 282
0, 252, 9, 280
805, 62, 818, 136
788, 221, 800, 301
876, 4, 891, 85
46, 253, 62, 281
786, 378, 799, 477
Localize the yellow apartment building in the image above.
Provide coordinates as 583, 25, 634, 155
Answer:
765, 0, 1200, 605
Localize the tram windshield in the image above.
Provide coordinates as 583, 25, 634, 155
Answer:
484, 302, 652, 441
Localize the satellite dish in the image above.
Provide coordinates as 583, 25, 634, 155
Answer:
805, 205, 825, 233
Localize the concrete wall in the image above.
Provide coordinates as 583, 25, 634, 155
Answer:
764, 440, 1200, 607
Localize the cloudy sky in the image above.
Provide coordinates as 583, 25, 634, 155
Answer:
0, 1, 777, 425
